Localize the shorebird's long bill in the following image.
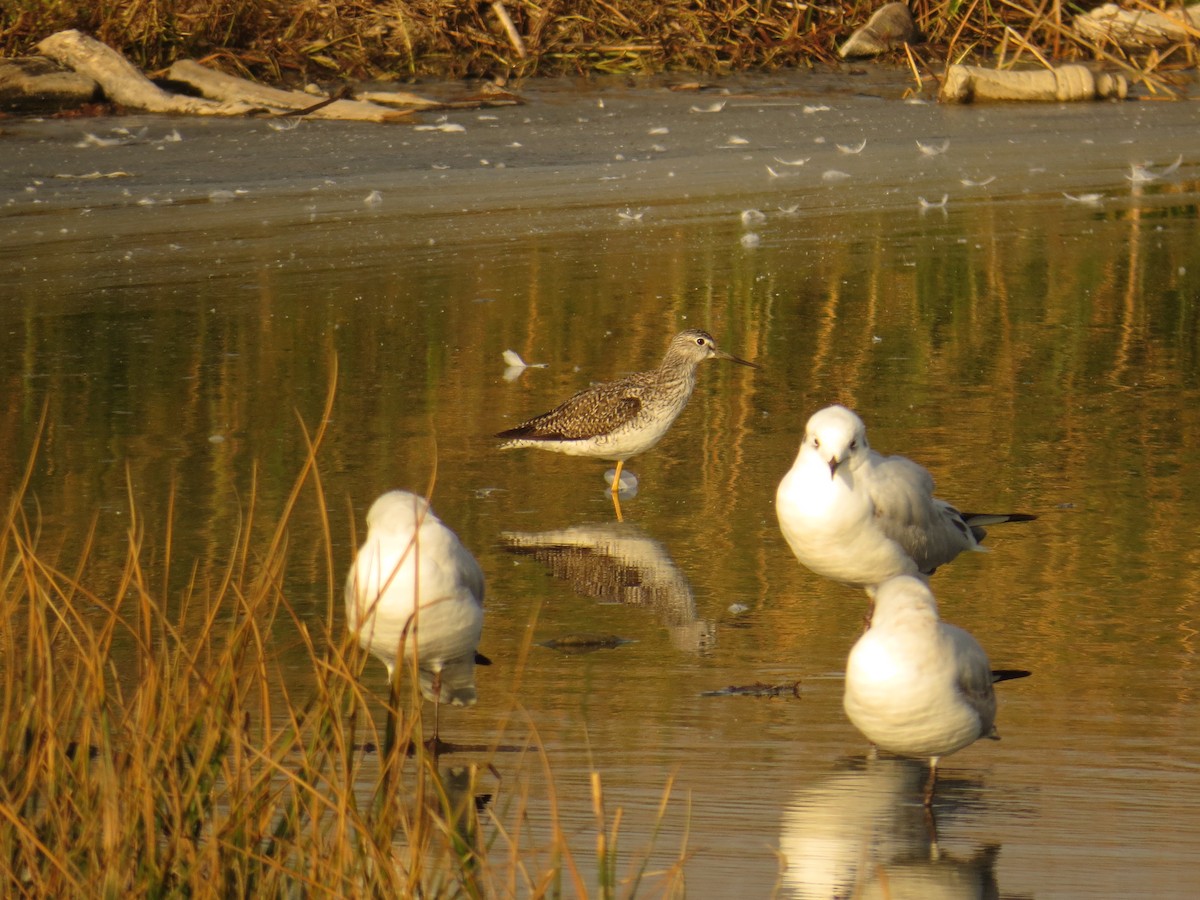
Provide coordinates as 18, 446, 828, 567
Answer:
718, 350, 761, 369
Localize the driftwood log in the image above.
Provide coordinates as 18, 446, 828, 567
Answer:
36, 31, 263, 116
32, 30, 440, 122
1074, 3, 1200, 49
0, 57, 98, 111
165, 60, 416, 122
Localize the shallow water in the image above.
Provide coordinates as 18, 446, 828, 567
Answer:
3, 73, 1200, 896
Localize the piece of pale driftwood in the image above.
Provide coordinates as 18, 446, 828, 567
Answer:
941, 64, 1128, 103
36, 30, 262, 115
357, 84, 524, 110
839, 2, 916, 59
0, 57, 98, 111
491, 1, 528, 58
166, 60, 415, 122
1074, 3, 1200, 49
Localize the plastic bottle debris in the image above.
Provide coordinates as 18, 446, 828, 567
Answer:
940, 64, 1128, 103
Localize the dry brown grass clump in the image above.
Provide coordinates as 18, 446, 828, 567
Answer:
1, 2, 1195, 85
0, 391, 684, 896
0, 399, 453, 894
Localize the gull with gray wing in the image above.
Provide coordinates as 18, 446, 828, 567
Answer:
776, 404, 1034, 592
842, 575, 1030, 805
345, 491, 487, 736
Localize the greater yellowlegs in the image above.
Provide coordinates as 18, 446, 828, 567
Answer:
496, 329, 758, 493
776, 404, 1034, 591
842, 575, 1030, 806
345, 491, 486, 734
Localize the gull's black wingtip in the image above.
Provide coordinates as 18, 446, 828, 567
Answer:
962, 512, 1038, 525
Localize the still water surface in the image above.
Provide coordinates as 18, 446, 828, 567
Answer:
2, 74, 1199, 896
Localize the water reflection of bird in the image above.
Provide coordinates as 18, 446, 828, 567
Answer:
500, 523, 714, 654
843, 576, 1029, 805
496, 329, 758, 494
776, 404, 1034, 592
781, 756, 1001, 899
345, 491, 486, 722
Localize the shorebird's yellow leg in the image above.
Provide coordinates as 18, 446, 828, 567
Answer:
609, 460, 624, 493
611, 491, 623, 523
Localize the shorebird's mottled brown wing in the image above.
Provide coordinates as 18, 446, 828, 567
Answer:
497, 377, 648, 441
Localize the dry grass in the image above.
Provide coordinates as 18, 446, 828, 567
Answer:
0, 385, 682, 896
0, 2, 1194, 86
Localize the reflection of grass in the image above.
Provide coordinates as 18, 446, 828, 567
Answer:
1, 2, 1190, 83
0, 394, 684, 896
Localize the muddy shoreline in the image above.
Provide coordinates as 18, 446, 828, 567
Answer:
3, 70, 1196, 235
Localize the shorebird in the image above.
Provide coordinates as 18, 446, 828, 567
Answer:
345, 491, 486, 733
842, 575, 1030, 806
496, 329, 758, 493
776, 404, 1034, 592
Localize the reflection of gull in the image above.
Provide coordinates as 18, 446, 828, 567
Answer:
501, 523, 714, 653
776, 405, 1034, 591
345, 491, 485, 712
781, 756, 1001, 899
844, 576, 1030, 805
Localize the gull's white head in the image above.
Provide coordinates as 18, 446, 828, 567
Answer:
365, 490, 431, 536
803, 405, 870, 480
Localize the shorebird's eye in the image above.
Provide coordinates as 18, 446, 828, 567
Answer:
849, 440, 858, 451
812, 437, 820, 449
696, 337, 706, 346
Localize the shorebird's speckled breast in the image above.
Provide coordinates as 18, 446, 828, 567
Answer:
501, 364, 698, 461
592, 364, 698, 457
496, 329, 757, 479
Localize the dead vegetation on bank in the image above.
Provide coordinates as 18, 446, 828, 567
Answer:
0, 390, 686, 896
1, 2, 1197, 86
